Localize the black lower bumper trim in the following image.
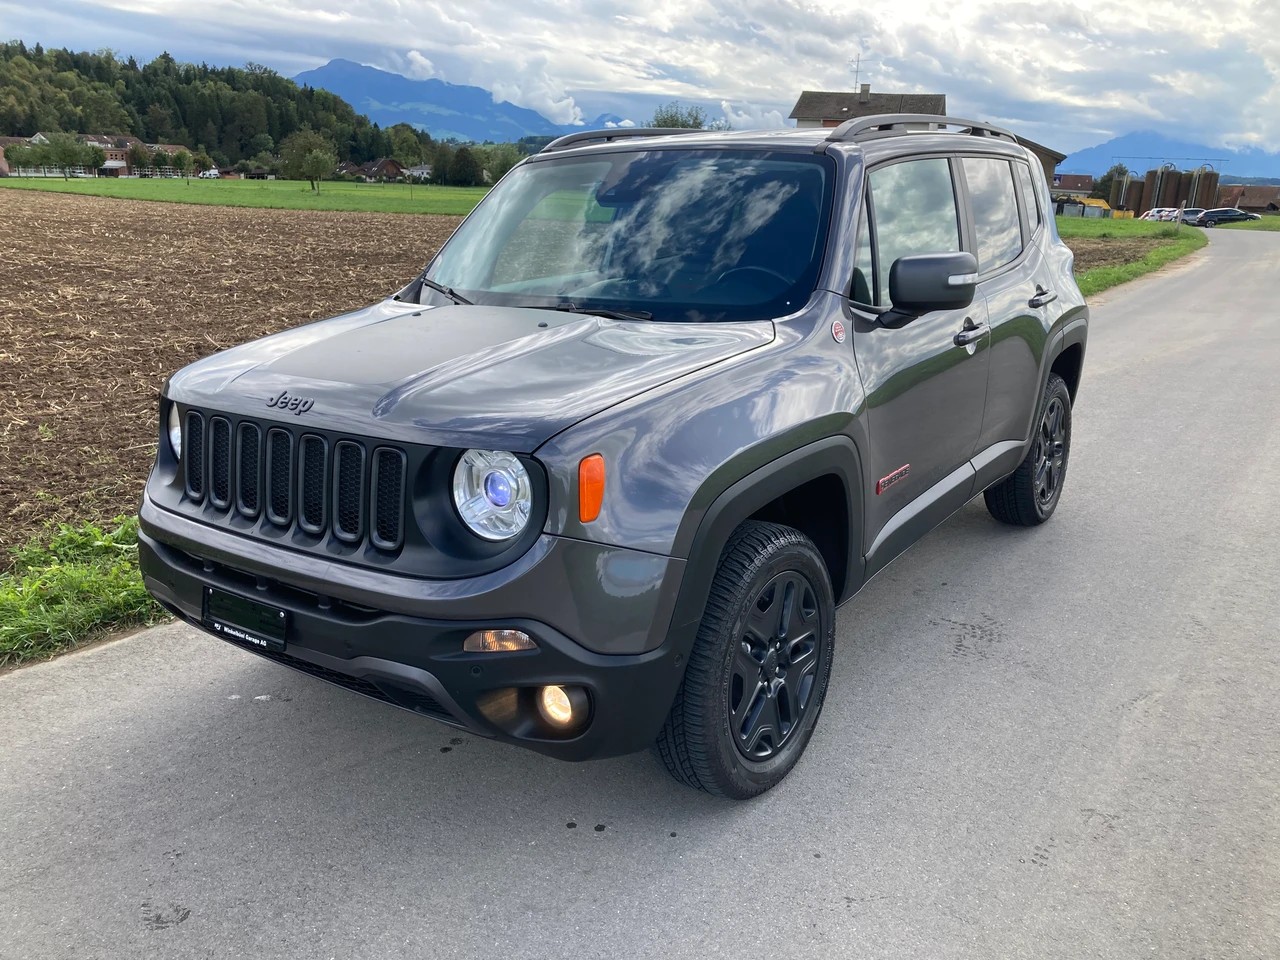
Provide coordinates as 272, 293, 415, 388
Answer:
140, 527, 690, 761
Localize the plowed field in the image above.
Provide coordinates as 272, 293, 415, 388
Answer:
0, 190, 458, 555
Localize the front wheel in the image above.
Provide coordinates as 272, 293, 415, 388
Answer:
984, 373, 1073, 526
654, 521, 835, 799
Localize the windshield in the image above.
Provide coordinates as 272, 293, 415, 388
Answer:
426, 148, 834, 322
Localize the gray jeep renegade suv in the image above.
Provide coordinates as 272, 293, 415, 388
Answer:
140, 115, 1088, 798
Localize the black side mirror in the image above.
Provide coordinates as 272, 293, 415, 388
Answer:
886, 252, 978, 322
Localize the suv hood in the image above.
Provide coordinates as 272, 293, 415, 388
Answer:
166, 300, 775, 451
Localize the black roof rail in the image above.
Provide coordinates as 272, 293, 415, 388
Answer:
539, 127, 704, 153
817, 114, 1019, 151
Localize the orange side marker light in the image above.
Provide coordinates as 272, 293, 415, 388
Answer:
578, 454, 606, 523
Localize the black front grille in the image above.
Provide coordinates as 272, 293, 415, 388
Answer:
372, 448, 406, 550
184, 412, 205, 500
266, 428, 293, 524
182, 410, 407, 552
333, 441, 365, 543
298, 435, 328, 534
236, 423, 261, 518
209, 417, 232, 508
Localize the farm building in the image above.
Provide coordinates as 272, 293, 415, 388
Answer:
787, 87, 1066, 180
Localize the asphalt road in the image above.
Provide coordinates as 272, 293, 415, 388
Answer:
3, 228, 1278, 960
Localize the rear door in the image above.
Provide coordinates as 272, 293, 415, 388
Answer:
961, 155, 1054, 473
849, 156, 990, 571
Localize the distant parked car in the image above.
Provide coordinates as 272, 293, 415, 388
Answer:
1179, 207, 1205, 224
1195, 208, 1262, 227
197, 169, 220, 180
1139, 208, 1175, 221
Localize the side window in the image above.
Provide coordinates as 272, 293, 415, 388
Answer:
852, 201, 874, 304
963, 157, 1023, 272
868, 158, 960, 307
1015, 162, 1042, 239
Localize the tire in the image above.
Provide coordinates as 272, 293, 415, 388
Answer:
654, 520, 835, 799
984, 373, 1072, 526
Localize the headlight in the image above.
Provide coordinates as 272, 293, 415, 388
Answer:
452, 450, 532, 541
167, 404, 182, 460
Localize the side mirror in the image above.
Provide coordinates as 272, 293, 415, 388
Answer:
887, 252, 978, 318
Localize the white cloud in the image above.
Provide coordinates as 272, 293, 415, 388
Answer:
489, 57, 584, 125
10, 0, 1279, 151
719, 100, 787, 131
404, 50, 436, 80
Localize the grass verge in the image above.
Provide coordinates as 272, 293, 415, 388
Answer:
1057, 217, 1208, 297
1220, 217, 1280, 231
0, 176, 489, 216
0, 517, 166, 669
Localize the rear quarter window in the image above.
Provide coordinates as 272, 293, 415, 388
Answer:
962, 157, 1023, 272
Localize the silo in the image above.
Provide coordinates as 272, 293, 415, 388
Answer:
1109, 177, 1125, 209
1175, 172, 1193, 209
1158, 169, 1181, 208
1195, 170, 1220, 208
1141, 169, 1159, 215
1126, 179, 1145, 214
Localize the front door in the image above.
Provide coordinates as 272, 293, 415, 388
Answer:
849, 156, 990, 570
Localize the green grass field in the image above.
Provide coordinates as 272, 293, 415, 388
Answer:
1055, 216, 1208, 297
0, 175, 490, 216
1220, 216, 1280, 232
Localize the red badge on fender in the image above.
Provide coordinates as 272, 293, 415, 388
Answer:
831, 319, 846, 343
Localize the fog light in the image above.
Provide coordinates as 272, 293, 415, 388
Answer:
538, 685, 575, 727
463, 629, 536, 653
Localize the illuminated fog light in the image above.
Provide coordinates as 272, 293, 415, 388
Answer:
463, 629, 537, 653
538, 685, 575, 727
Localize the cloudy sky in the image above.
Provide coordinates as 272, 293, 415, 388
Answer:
3, 0, 1276, 153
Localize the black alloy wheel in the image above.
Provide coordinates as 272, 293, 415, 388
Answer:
984, 372, 1073, 526
654, 520, 835, 799
729, 570, 824, 761
1034, 395, 1068, 508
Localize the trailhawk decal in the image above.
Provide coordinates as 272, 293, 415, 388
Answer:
876, 464, 911, 495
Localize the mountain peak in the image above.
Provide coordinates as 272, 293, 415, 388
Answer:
1061, 130, 1280, 179
294, 60, 566, 142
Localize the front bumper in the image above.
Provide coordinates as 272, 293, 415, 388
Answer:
139, 498, 691, 761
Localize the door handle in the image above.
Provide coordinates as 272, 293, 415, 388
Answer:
1029, 285, 1058, 308
953, 319, 987, 346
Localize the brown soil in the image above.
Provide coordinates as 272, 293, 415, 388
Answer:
1065, 237, 1164, 273
0, 190, 459, 556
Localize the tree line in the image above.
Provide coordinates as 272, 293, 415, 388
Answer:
0, 41, 399, 168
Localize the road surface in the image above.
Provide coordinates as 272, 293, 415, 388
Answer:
3, 228, 1278, 959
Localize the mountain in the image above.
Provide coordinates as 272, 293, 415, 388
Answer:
295, 59, 572, 142
1061, 130, 1280, 179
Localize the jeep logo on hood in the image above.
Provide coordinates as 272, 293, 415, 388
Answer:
266, 391, 314, 415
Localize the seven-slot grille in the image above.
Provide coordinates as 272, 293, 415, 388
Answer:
182, 410, 407, 551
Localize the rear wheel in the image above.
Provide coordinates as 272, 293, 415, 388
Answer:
654, 521, 835, 799
984, 373, 1072, 526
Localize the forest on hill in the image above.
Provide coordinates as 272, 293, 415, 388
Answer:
0, 41, 405, 166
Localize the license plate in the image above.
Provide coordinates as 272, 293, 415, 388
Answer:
203, 587, 288, 652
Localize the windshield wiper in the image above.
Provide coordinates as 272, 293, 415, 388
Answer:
552, 302, 654, 322
417, 276, 472, 305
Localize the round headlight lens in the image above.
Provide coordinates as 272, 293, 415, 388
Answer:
167, 404, 182, 460
452, 450, 532, 541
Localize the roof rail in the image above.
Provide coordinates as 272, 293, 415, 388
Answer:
539, 127, 704, 154
817, 114, 1019, 151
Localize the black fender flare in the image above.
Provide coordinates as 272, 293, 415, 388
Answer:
664, 435, 865, 658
